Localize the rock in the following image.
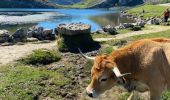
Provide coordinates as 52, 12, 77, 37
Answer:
27, 38, 39, 42
12, 28, 27, 42
42, 29, 56, 40
30, 26, 55, 40
135, 20, 146, 27
115, 25, 125, 30
102, 25, 116, 34
95, 29, 108, 34
121, 23, 134, 28
147, 18, 161, 25
1, 42, 14, 46
27, 31, 33, 38
37, 27, 44, 34
55, 28, 58, 35
0, 30, 10, 43
57, 23, 91, 36
131, 25, 142, 31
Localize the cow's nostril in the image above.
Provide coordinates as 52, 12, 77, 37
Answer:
86, 91, 93, 98
87, 92, 93, 98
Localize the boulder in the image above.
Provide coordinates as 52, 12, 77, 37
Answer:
57, 23, 91, 36
27, 31, 33, 38
102, 25, 116, 34
29, 26, 55, 40
42, 29, 55, 40
130, 25, 142, 31
115, 25, 125, 30
27, 38, 39, 42
12, 28, 27, 42
147, 18, 162, 25
0, 30, 10, 43
135, 20, 146, 27
121, 23, 134, 28
96, 29, 107, 34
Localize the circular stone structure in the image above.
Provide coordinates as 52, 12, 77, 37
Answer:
57, 23, 91, 36
57, 23, 99, 52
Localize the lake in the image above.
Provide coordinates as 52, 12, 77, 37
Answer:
0, 8, 134, 32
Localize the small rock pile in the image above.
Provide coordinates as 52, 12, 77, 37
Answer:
146, 17, 162, 25
28, 26, 56, 40
0, 27, 56, 44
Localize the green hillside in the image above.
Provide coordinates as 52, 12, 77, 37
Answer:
0, 0, 56, 8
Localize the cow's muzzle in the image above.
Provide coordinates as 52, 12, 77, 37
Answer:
86, 91, 93, 98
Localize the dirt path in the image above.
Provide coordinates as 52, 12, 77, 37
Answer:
158, 3, 170, 6
94, 25, 170, 42
0, 41, 56, 64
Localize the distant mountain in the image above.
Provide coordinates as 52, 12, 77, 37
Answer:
68, 0, 142, 8
0, 0, 169, 8
69, 0, 170, 8
0, 0, 56, 8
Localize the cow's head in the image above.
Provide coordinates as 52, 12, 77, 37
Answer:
78, 49, 131, 98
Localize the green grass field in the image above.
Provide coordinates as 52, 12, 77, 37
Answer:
127, 4, 170, 19
126, 29, 170, 40
0, 64, 70, 99
61, 0, 103, 8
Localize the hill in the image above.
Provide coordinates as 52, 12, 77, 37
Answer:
51, 0, 81, 5
65, 0, 170, 8
0, 0, 56, 8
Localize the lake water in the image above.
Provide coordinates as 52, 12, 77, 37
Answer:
0, 8, 134, 32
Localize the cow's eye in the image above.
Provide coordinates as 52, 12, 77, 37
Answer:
101, 78, 107, 82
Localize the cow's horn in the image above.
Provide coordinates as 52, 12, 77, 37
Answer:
112, 67, 131, 78
78, 48, 95, 60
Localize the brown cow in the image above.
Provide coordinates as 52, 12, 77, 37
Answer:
81, 38, 170, 100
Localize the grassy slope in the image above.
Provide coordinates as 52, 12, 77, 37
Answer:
126, 29, 170, 40
0, 64, 70, 99
61, 0, 103, 8
127, 4, 170, 19
0, 0, 56, 8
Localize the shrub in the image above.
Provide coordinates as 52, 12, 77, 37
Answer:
20, 49, 61, 65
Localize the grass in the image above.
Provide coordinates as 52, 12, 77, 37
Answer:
92, 34, 113, 39
125, 29, 170, 41
127, 4, 170, 19
0, 64, 70, 99
19, 49, 61, 65
99, 46, 115, 54
62, 0, 103, 8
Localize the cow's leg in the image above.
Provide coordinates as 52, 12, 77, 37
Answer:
127, 91, 138, 100
150, 89, 163, 100
149, 82, 165, 100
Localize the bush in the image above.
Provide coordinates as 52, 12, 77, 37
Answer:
20, 49, 61, 65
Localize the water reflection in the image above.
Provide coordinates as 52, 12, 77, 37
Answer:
0, 9, 134, 32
